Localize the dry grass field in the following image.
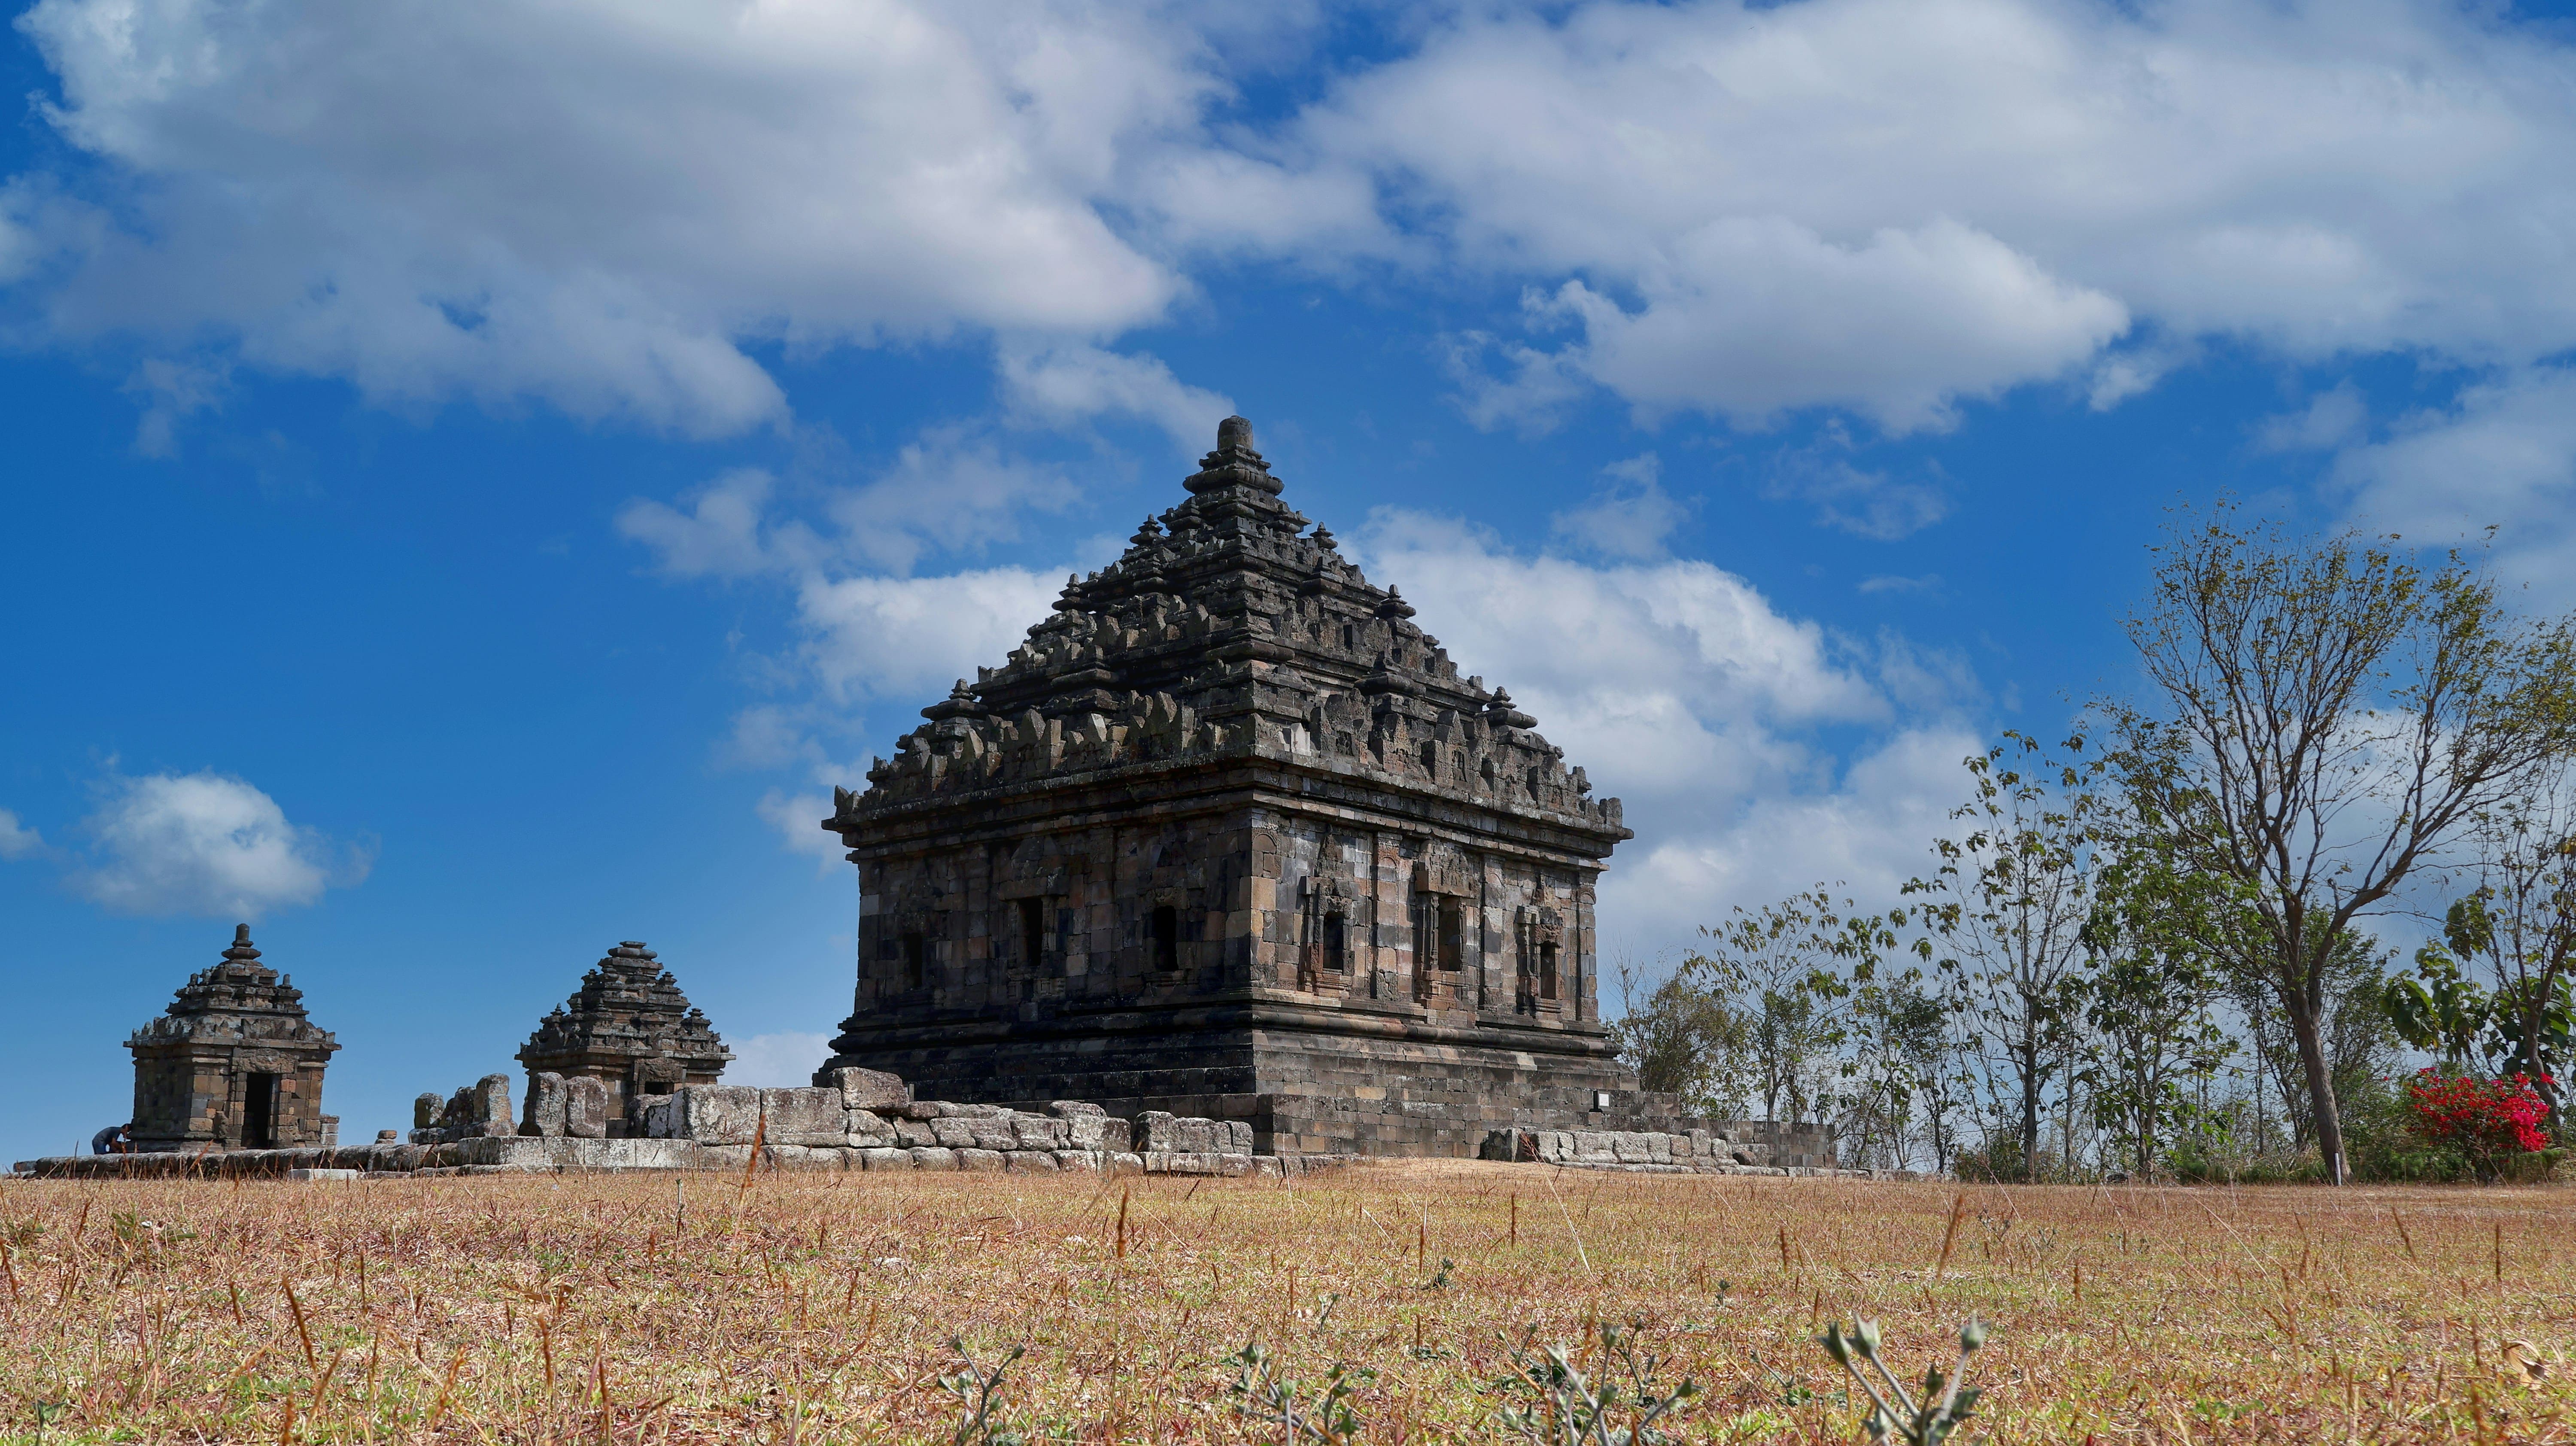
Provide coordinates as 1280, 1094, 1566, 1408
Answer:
1, 1159, 2572, 1443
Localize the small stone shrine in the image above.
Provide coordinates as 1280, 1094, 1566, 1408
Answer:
515, 941, 732, 1134
813, 416, 1675, 1156
127, 925, 340, 1153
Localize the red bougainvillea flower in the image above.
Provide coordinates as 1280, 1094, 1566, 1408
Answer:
2405, 1070, 2551, 1163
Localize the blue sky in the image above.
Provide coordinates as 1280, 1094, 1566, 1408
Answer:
6, 0, 2576, 1162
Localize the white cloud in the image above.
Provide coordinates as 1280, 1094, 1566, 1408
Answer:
757, 789, 849, 866
826, 432, 1079, 574
1352, 509, 1978, 963
21, 0, 2576, 458
997, 343, 1236, 454
1550, 453, 1690, 560
620, 431, 1077, 581
1285, 0, 2576, 428
1764, 424, 1950, 540
617, 468, 783, 581
2327, 364, 2576, 598
0, 809, 43, 860
9, 0, 1244, 434
2258, 381, 2370, 454
1505, 219, 2127, 433
68, 770, 364, 918
796, 565, 1065, 705
725, 1031, 834, 1088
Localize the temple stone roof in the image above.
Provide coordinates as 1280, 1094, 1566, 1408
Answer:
516, 941, 732, 1078
828, 416, 1626, 843
127, 924, 338, 1055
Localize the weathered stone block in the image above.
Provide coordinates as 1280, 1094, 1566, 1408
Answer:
895, 1119, 936, 1148
845, 1108, 894, 1148
1105, 1151, 1144, 1176
636, 1093, 681, 1139
473, 1075, 515, 1138
1052, 1149, 1100, 1171
859, 1147, 912, 1171
1101, 1118, 1132, 1153
697, 1145, 754, 1171
1062, 1114, 1107, 1150
1011, 1116, 1068, 1150
413, 1092, 443, 1130
1004, 1151, 1058, 1173
674, 1085, 766, 1144
1137, 1110, 1177, 1151
957, 1148, 1006, 1173
818, 1066, 910, 1112
1048, 1100, 1106, 1118
523, 1072, 567, 1137
760, 1088, 848, 1147
966, 1118, 1019, 1151
564, 1075, 610, 1139
457, 1137, 560, 1168
930, 1118, 978, 1149
1226, 1121, 1255, 1152
908, 1146, 957, 1170
761, 1145, 843, 1172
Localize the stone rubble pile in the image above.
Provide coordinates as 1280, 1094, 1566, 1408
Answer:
1482, 1126, 1862, 1177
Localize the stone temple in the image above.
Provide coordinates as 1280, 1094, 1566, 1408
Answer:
517, 941, 732, 1133
128, 925, 340, 1152
813, 416, 1680, 1157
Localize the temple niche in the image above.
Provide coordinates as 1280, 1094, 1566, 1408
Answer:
127, 925, 340, 1153
813, 416, 1674, 1157
516, 941, 732, 1135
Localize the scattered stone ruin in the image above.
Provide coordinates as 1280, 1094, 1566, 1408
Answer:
813, 415, 1720, 1156
125, 925, 339, 1153
16, 1067, 1318, 1180
1483, 1119, 1841, 1174
516, 940, 731, 1130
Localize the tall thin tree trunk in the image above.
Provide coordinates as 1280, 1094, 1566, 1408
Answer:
2285, 996, 2345, 1185
2020, 1052, 2041, 1179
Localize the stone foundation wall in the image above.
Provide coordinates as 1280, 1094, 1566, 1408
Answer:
14, 1070, 1301, 1181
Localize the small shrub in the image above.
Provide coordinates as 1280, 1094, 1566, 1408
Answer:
2402, 1070, 2551, 1180
936, 1337, 1026, 1446
1488, 1317, 1698, 1445
1817, 1317, 1989, 1445
1227, 1341, 1370, 1443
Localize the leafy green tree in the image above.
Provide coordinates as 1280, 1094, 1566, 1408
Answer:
1907, 732, 2105, 1179
2079, 833, 2235, 1176
1691, 887, 1897, 1127
2108, 504, 2576, 1183
1840, 972, 1956, 1172
1611, 963, 1753, 1118
2386, 781, 2576, 1124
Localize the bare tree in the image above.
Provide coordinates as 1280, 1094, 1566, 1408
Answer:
2109, 505, 2576, 1183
